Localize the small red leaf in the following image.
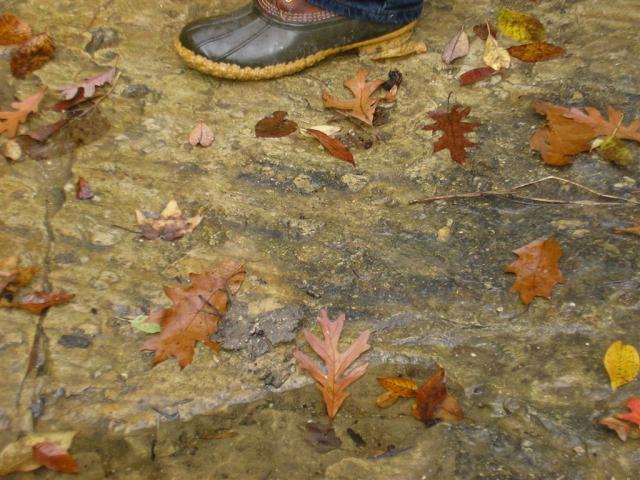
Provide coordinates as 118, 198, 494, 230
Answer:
255, 111, 298, 138
188, 122, 214, 147
75, 177, 95, 200
32, 442, 80, 473
459, 67, 498, 86
304, 128, 355, 165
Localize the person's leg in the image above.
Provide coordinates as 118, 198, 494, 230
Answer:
176, 0, 425, 81
307, 0, 423, 25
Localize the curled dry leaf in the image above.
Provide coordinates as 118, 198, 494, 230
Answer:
0, 90, 45, 138
322, 70, 387, 126
505, 238, 564, 305
601, 397, 640, 442
188, 121, 214, 147
0, 290, 75, 314
0, 431, 76, 476
441, 27, 469, 64
58, 67, 117, 100
507, 42, 565, 63
135, 199, 203, 241
303, 128, 354, 165
483, 31, 511, 71
592, 136, 633, 167
293, 309, 370, 422
75, 177, 95, 200
0, 256, 38, 294
255, 111, 298, 138
411, 367, 463, 425
459, 66, 497, 86
422, 105, 480, 164
497, 8, 546, 42
604, 341, 639, 390
32, 442, 79, 473
142, 262, 245, 368
10, 33, 55, 78
0, 13, 32, 45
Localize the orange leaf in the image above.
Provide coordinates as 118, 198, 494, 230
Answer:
32, 442, 79, 473
142, 262, 245, 368
304, 128, 354, 165
293, 309, 370, 422
422, 105, 480, 164
322, 70, 386, 126
377, 376, 418, 397
0, 290, 74, 314
411, 367, 463, 425
0, 90, 46, 139
507, 42, 565, 62
375, 391, 401, 408
0, 256, 38, 294
0, 13, 32, 45
505, 238, 564, 305
616, 397, 640, 426
612, 224, 640, 236
10, 33, 55, 78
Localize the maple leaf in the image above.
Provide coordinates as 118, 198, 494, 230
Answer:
10, 33, 55, 78
411, 367, 463, 425
293, 309, 370, 422
0, 431, 76, 476
57, 67, 116, 100
255, 111, 298, 138
616, 397, 640, 426
0, 90, 46, 138
322, 70, 386, 126
135, 199, 203, 241
441, 27, 469, 64
142, 262, 245, 368
0, 13, 32, 45
303, 128, 354, 165
505, 238, 565, 305
422, 105, 480, 164
188, 121, 215, 147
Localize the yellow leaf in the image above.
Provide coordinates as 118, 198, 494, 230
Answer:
483, 33, 511, 71
604, 341, 640, 390
497, 8, 546, 43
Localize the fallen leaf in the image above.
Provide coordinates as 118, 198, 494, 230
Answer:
505, 238, 564, 305
473, 22, 497, 41
376, 391, 401, 408
422, 105, 480, 164
368, 40, 427, 61
604, 341, 639, 390
32, 442, 79, 473
616, 397, 640, 425
255, 111, 298, 138
0, 290, 75, 314
411, 367, 463, 425
507, 42, 565, 62
304, 421, 342, 452
0, 90, 46, 138
0, 256, 38, 294
322, 70, 386, 126
459, 66, 497, 85
303, 128, 354, 165
26, 119, 70, 142
129, 315, 162, 334
530, 102, 640, 166
483, 30, 511, 70
10, 33, 55, 78
0, 13, 32, 45
142, 262, 245, 368
75, 177, 95, 200
441, 27, 469, 64
600, 417, 635, 442
592, 136, 633, 166
300, 125, 342, 137
497, 8, 546, 42
52, 92, 93, 112
377, 377, 418, 397
135, 199, 203, 241
611, 224, 640, 236
188, 121, 215, 147
57, 67, 116, 100
293, 309, 370, 422
0, 431, 76, 476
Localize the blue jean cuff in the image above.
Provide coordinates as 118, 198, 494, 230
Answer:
307, 0, 424, 25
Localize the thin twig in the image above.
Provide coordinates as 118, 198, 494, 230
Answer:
409, 175, 640, 206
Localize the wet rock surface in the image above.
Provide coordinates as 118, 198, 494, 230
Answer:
1, 0, 640, 478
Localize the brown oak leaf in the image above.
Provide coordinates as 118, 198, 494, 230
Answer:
505, 238, 565, 305
293, 309, 370, 422
0, 291, 75, 314
32, 442, 79, 473
142, 262, 245, 368
422, 105, 480, 164
411, 367, 463, 425
303, 128, 354, 165
255, 111, 298, 138
322, 70, 387, 126
10, 33, 55, 78
0, 13, 32, 45
0, 90, 46, 138
135, 199, 203, 241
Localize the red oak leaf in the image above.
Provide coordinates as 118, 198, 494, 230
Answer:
422, 105, 480, 164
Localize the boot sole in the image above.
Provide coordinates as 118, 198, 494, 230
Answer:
175, 20, 417, 80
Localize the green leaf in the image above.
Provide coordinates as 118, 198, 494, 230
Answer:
129, 315, 161, 334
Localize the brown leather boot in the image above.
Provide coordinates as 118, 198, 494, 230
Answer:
176, 0, 417, 80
